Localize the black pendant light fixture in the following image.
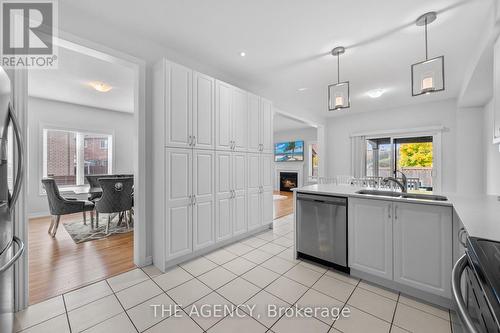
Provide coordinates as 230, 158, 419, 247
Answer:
328, 46, 350, 110
411, 11, 445, 96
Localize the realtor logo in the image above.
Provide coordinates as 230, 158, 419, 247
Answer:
0, 0, 58, 68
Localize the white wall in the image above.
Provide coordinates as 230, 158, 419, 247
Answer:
27, 97, 134, 217
273, 127, 317, 187
326, 99, 459, 193
456, 107, 485, 194
483, 99, 500, 194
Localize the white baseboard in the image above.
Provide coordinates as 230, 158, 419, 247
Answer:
28, 211, 50, 219
139, 256, 153, 267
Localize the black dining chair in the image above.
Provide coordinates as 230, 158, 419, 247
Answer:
94, 177, 134, 234
41, 178, 95, 237
85, 174, 107, 202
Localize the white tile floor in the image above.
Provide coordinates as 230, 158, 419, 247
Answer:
14, 214, 461, 333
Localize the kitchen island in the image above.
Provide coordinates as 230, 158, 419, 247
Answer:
293, 184, 500, 308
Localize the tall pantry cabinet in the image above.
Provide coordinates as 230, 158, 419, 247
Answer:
153, 59, 274, 271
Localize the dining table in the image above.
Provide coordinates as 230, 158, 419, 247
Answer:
71, 187, 102, 196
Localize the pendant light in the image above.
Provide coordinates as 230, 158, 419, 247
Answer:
328, 46, 350, 110
411, 12, 445, 96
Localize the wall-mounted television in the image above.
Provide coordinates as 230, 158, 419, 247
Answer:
274, 141, 304, 162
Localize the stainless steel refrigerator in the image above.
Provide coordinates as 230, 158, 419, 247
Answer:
0, 65, 25, 332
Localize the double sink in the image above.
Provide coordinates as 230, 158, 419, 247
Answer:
356, 189, 448, 201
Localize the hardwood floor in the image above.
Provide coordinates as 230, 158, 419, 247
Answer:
273, 190, 294, 219
28, 194, 292, 305
28, 214, 135, 305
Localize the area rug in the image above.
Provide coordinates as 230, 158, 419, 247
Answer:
273, 194, 288, 201
62, 215, 133, 243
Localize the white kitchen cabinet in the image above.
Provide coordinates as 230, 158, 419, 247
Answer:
261, 98, 274, 153
215, 151, 233, 241
261, 189, 274, 226
165, 148, 193, 259
261, 153, 274, 190
192, 150, 215, 251
192, 72, 215, 149
349, 198, 393, 280
349, 197, 453, 298
247, 94, 273, 153
247, 153, 261, 231
247, 153, 272, 230
232, 152, 247, 235
247, 93, 261, 153
247, 153, 261, 193
153, 58, 273, 270
215, 80, 233, 151
493, 35, 500, 142
393, 202, 452, 298
216, 151, 248, 239
165, 62, 192, 148
247, 190, 261, 231
232, 87, 248, 151
162, 61, 215, 149
216, 81, 249, 151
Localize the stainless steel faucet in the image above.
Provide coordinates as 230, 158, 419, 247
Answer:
382, 170, 408, 193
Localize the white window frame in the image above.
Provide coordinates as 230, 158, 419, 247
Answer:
308, 141, 319, 181
40, 124, 114, 193
358, 127, 442, 193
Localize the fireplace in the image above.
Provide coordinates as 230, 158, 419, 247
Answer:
280, 172, 298, 192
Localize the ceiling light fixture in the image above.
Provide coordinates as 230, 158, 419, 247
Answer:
328, 46, 350, 111
89, 81, 113, 93
240, 51, 246, 57
297, 87, 308, 92
411, 12, 445, 96
366, 88, 386, 98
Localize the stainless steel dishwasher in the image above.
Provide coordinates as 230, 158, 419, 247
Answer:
296, 193, 348, 273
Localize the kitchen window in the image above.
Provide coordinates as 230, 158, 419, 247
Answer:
365, 135, 435, 192
42, 128, 113, 187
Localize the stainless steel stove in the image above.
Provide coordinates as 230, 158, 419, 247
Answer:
452, 237, 500, 333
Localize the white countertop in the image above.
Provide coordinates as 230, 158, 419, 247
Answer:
293, 184, 500, 242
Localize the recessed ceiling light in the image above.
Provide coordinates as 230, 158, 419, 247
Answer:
297, 87, 308, 92
366, 88, 385, 98
89, 81, 112, 93
240, 51, 246, 57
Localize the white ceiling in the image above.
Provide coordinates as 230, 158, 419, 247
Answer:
29, 46, 135, 113
274, 113, 314, 132
61, 0, 491, 120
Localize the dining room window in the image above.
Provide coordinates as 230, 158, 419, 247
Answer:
43, 128, 113, 187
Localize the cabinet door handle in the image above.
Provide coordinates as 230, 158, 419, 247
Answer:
188, 135, 192, 146
388, 205, 391, 219
193, 195, 196, 205
188, 195, 192, 205
394, 205, 398, 220
192, 135, 196, 146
